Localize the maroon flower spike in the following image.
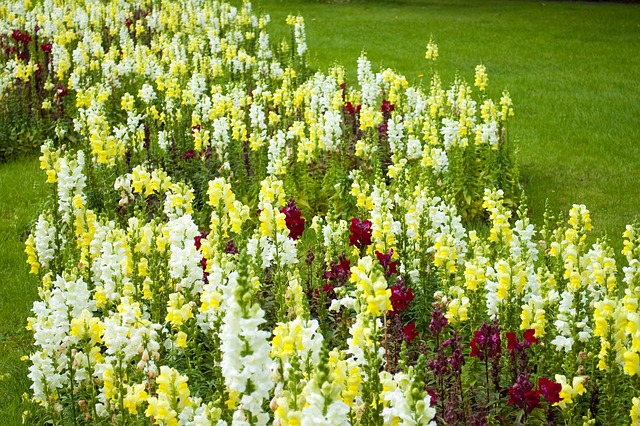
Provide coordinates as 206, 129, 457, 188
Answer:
403, 322, 418, 342
381, 99, 395, 113
375, 249, 397, 276
55, 83, 68, 98
426, 389, 438, 407
429, 306, 449, 335
470, 321, 502, 361
390, 279, 414, 316
508, 373, 541, 412
349, 218, 372, 249
523, 329, 539, 345
40, 42, 52, 53
11, 29, 32, 44
224, 239, 239, 255
538, 377, 562, 404
280, 199, 305, 240
323, 254, 351, 286
181, 149, 196, 160
194, 232, 208, 250
506, 332, 518, 351
507, 329, 539, 352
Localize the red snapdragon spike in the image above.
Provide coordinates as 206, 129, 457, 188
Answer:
377, 123, 388, 138
538, 378, 562, 404
403, 322, 418, 342
11, 29, 32, 44
55, 84, 68, 98
181, 149, 196, 160
506, 332, 518, 351
322, 283, 333, 294
349, 218, 373, 249
389, 279, 414, 315
280, 199, 305, 240
427, 389, 438, 407
40, 42, 52, 53
381, 99, 394, 113
470, 321, 502, 360
375, 249, 397, 276
470, 330, 483, 358
523, 329, 539, 345
194, 232, 208, 250
508, 374, 541, 411
345, 101, 356, 116
323, 254, 351, 286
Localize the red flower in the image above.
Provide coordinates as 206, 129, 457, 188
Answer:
280, 199, 305, 240
523, 329, 539, 345
506, 332, 518, 351
507, 329, 539, 352
426, 389, 438, 407
470, 330, 483, 358
538, 377, 562, 404
403, 322, 418, 341
381, 99, 395, 113
375, 249, 397, 276
390, 280, 414, 315
40, 42, 52, 53
11, 29, 31, 44
508, 374, 541, 412
55, 83, 68, 98
349, 218, 372, 249
323, 254, 351, 286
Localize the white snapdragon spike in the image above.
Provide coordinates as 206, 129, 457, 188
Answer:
197, 264, 225, 331
220, 269, 274, 425
387, 116, 405, 158
28, 275, 95, 406
56, 150, 86, 225
299, 377, 351, 426
357, 55, 382, 108
91, 227, 130, 303
167, 214, 204, 295
440, 117, 459, 149
33, 213, 57, 271
249, 101, 267, 150
211, 116, 231, 160
510, 219, 539, 263
551, 290, 577, 352
267, 129, 288, 176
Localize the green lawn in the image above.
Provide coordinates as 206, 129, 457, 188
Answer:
0, 156, 46, 423
1, 0, 639, 422
250, 0, 640, 248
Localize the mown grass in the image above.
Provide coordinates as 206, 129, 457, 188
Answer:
0, 0, 638, 423
251, 0, 640, 249
0, 156, 47, 424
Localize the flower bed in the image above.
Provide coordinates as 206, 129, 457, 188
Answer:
3, 0, 640, 424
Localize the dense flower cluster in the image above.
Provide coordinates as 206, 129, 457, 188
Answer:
4, 0, 640, 424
